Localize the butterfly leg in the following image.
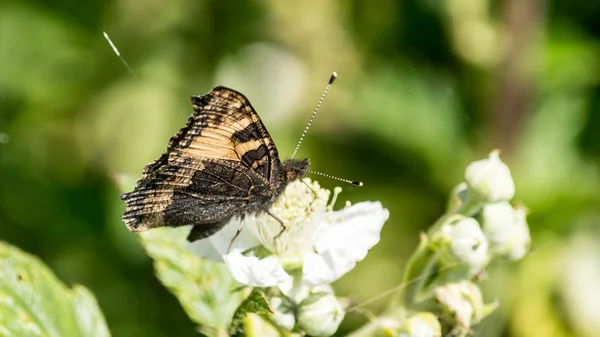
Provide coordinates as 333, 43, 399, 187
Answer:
267, 209, 287, 239
227, 221, 246, 253
301, 180, 319, 208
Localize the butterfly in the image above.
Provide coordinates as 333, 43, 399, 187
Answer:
120, 86, 310, 242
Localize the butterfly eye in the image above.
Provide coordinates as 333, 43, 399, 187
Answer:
300, 158, 310, 172
287, 171, 297, 181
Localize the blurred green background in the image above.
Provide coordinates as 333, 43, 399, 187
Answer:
2, 0, 600, 336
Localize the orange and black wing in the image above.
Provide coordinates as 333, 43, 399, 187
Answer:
120, 87, 282, 239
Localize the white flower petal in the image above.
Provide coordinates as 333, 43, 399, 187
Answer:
302, 252, 337, 286
223, 252, 291, 287
315, 202, 388, 256
187, 218, 261, 262
186, 235, 223, 262
210, 219, 261, 253
303, 201, 389, 285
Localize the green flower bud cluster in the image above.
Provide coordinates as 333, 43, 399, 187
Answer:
380, 150, 530, 337
433, 150, 530, 275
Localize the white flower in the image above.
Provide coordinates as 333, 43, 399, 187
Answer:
302, 201, 388, 286
186, 215, 261, 262
187, 179, 389, 288
244, 178, 331, 258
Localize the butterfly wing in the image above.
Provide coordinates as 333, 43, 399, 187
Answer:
121, 87, 283, 236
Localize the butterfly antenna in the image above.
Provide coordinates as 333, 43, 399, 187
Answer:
102, 31, 139, 80
308, 170, 363, 187
290, 72, 337, 159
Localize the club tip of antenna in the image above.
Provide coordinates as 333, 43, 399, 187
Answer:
329, 72, 338, 85
353, 181, 363, 187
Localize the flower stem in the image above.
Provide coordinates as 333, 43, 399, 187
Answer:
456, 195, 483, 217
403, 243, 439, 308
387, 233, 439, 313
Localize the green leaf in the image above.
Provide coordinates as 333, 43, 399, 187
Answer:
229, 289, 274, 336
114, 173, 246, 333
138, 228, 246, 333
0, 241, 110, 337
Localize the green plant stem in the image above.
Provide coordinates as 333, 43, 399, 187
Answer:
402, 244, 439, 308
385, 235, 437, 314
456, 195, 483, 218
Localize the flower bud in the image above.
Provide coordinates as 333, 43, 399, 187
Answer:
431, 217, 489, 277
479, 202, 515, 246
435, 281, 497, 332
268, 295, 296, 332
398, 312, 442, 337
465, 150, 515, 203
490, 205, 530, 260
297, 292, 344, 337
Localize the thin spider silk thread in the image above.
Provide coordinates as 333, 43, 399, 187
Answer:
345, 262, 461, 312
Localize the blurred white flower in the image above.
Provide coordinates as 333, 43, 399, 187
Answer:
465, 150, 515, 203
560, 234, 600, 337
214, 43, 307, 124
431, 216, 489, 276
188, 179, 389, 288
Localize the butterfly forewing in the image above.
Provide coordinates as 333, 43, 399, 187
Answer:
121, 87, 286, 240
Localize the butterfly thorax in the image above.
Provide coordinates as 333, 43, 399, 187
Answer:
276, 158, 310, 196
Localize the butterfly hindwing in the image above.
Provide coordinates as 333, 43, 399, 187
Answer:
121, 87, 283, 235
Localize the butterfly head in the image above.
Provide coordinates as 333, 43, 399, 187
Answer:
281, 158, 310, 183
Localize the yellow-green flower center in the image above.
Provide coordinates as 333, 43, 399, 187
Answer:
244, 178, 334, 257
